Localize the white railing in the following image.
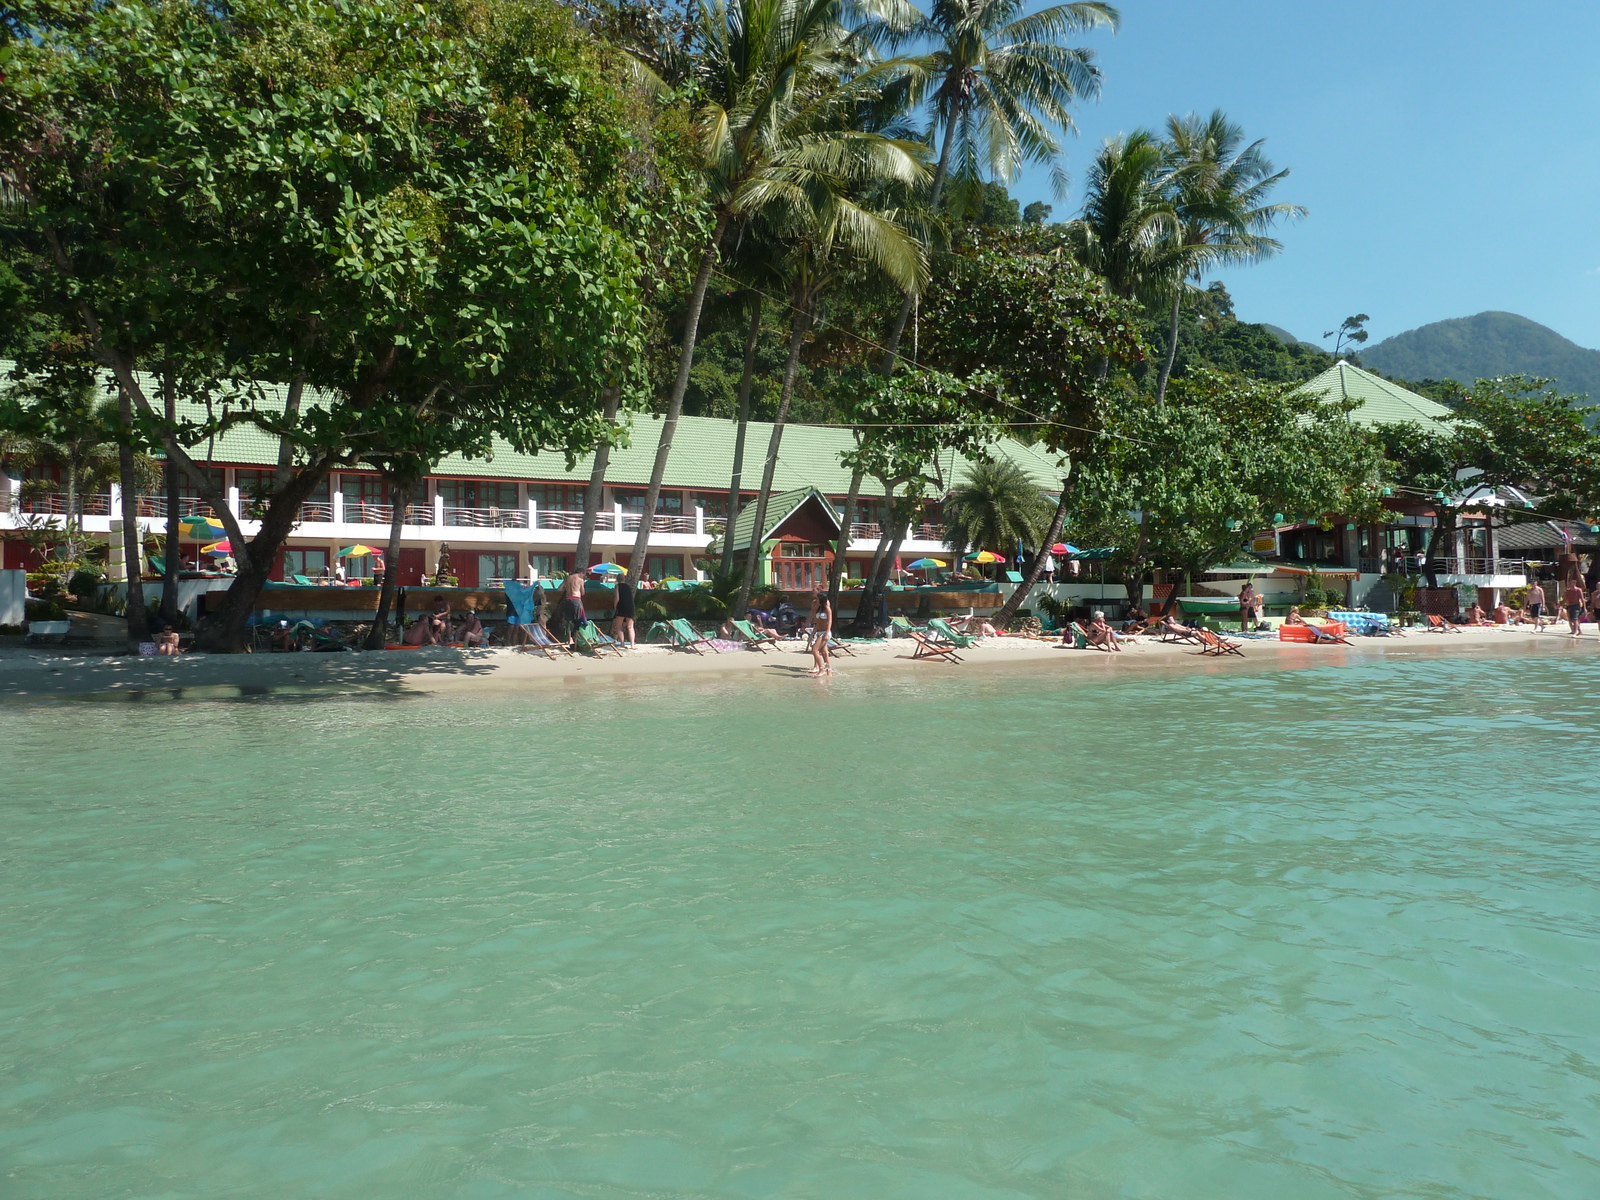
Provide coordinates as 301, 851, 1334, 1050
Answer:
915, 523, 942, 540
849, 522, 882, 540
621, 512, 697, 534
299, 501, 335, 523
444, 506, 526, 529
344, 500, 391, 525
21, 492, 113, 516
536, 508, 592, 530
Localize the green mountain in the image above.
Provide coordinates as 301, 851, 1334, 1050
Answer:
1362, 311, 1600, 399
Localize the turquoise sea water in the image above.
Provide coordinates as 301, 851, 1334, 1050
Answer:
2, 652, 1599, 1199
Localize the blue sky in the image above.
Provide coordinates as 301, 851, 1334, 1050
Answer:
1007, 1, 1600, 350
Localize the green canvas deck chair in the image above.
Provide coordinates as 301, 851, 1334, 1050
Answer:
927, 617, 977, 648
886, 615, 917, 639
573, 621, 626, 657
730, 619, 780, 652
1004, 570, 1024, 583
292, 574, 317, 586
666, 617, 721, 654
825, 635, 858, 657
907, 628, 962, 662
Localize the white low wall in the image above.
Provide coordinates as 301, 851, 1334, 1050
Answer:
0, 568, 24, 626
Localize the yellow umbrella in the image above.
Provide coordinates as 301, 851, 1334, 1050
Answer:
965, 551, 1003, 563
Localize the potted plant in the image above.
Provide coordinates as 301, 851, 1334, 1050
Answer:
26, 597, 70, 640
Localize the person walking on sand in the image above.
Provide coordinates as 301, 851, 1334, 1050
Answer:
1526, 580, 1546, 630
611, 574, 636, 648
807, 587, 833, 676
1563, 579, 1585, 637
559, 569, 587, 646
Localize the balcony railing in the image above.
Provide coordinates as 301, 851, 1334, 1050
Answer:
444, 506, 526, 529
299, 501, 335, 523
620, 512, 698, 534
537, 508, 608, 531
343, 501, 435, 527
849, 522, 882, 540
20, 492, 112, 516
914, 523, 942, 540
1370, 554, 1528, 577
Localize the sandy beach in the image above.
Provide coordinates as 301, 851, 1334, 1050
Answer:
0, 622, 1588, 699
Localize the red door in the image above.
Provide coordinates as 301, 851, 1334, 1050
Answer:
394, 548, 426, 586
452, 554, 480, 589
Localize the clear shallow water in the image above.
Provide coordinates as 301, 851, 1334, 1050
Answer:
2, 654, 1599, 1199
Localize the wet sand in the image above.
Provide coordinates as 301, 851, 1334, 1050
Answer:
0, 623, 1589, 699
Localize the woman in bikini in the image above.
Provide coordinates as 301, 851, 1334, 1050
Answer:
808, 587, 833, 676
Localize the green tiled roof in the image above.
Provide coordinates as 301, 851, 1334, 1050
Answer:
1295, 361, 1456, 435
722, 487, 841, 554
1, 362, 1067, 498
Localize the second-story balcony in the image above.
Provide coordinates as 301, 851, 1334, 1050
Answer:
444, 505, 527, 529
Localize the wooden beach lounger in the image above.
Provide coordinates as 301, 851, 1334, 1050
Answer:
729, 619, 781, 651
927, 617, 978, 648
521, 622, 573, 660
573, 622, 626, 657
1196, 628, 1245, 657
907, 629, 962, 662
666, 617, 727, 654
1423, 614, 1462, 634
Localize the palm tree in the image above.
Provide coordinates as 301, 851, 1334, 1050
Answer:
941, 457, 1052, 564
1152, 111, 1303, 405
0, 374, 121, 564
731, 165, 928, 618
1065, 130, 1178, 305
876, 0, 1119, 369
621, 0, 926, 579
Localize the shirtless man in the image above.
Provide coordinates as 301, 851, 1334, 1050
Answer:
1563, 580, 1585, 637
559, 569, 587, 644
1525, 580, 1546, 629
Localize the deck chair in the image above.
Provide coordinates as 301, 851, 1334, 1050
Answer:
1004, 570, 1024, 584
1071, 620, 1119, 652
928, 617, 978, 648
730, 619, 781, 652
907, 629, 962, 662
666, 617, 722, 654
573, 621, 626, 657
1156, 618, 1203, 645
1423, 614, 1462, 634
886, 615, 918, 639
291, 574, 316, 586
522, 622, 573, 659
1196, 628, 1245, 657
1306, 621, 1353, 645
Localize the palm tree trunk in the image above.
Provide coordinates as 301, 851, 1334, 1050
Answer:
64, 460, 79, 563
117, 385, 147, 651
575, 387, 621, 569
1154, 292, 1182, 405
627, 211, 730, 579
993, 475, 1073, 626
826, 466, 863, 624
366, 479, 410, 649
733, 291, 810, 619
719, 299, 762, 577
159, 370, 181, 625
879, 117, 960, 373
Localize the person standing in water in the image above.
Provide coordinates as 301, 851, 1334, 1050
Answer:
807, 587, 833, 676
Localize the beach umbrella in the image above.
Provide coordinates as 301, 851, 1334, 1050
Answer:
201, 540, 232, 556
338, 544, 382, 558
1051, 543, 1082, 556
180, 515, 227, 541
964, 551, 1002, 563
905, 558, 946, 569
589, 562, 627, 574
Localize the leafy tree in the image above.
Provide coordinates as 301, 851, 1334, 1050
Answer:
0, 371, 121, 565
917, 225, 1143, 621
1, 0, 686, 650
875, 0, 1119, 367
1071, 371, 1386, 607
941, 457, 1053, 562
1022, 200, 1053, 225
1326, 314, 1370, 358
1152, 111, 1302, 405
